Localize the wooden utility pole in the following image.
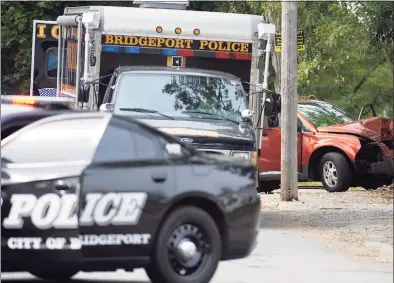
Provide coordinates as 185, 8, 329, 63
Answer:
280, 1, 298, 201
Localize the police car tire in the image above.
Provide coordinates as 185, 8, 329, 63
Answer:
29, 268, 79, 281
145, 206, 221, 283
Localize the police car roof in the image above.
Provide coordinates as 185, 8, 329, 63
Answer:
32, 111, 190, 145
114, 66, 242, 81
1, 95, 74, 111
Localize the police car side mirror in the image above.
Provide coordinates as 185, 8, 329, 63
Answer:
99, 103, 114, 112
165, 143, 183, 156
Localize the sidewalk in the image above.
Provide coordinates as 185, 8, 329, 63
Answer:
211, 229, 393, 283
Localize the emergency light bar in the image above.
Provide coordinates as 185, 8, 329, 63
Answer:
101, 45, 252, 61
1, 95, 74, 110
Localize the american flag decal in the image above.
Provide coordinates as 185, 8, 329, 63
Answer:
39, 88, 57, 97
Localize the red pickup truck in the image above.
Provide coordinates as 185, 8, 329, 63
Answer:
258, 100, 394, 193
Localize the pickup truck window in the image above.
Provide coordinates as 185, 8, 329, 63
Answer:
298, 102, 354, 128
113, 72, 246, 123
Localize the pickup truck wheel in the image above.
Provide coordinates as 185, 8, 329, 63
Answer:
145, 206, 221, 283
29, 268, 79, 281
319, 152, 351, 192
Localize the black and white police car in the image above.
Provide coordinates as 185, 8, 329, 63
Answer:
1, 108, 261, 283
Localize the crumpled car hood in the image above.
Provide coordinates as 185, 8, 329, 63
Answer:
317, 117, 394, 142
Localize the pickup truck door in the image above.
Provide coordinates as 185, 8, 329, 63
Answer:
258, 116, 303, 179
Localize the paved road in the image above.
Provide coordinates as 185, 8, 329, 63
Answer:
2, 226, 392, 283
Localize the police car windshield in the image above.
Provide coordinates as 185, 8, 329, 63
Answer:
114, 72, 246, 122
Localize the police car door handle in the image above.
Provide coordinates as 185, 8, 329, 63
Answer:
151, 172, 167, 183
54, 180, 73, 191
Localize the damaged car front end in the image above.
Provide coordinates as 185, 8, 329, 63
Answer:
354, 137, 394, 188
318, 116, 394, 188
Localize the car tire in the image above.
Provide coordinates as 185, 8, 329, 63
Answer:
29, 268, 79, 281
145, 206, 221, 283
319, 152, 351, 192
258, 180, 280, 193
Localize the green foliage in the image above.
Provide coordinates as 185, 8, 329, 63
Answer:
224, 1, 393, 118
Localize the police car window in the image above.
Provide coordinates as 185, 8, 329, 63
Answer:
133, 130, 163, 160
46, 47, 58, 78
93, 120, 137, 163
93, 119, 162, 163
1, 118, 103, 164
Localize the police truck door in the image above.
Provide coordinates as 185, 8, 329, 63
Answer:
30, 20, 59, 97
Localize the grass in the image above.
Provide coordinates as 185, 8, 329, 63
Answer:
298, 182, 322, 187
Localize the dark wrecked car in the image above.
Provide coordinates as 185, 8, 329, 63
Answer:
259, 100, 393, 192
1, 111, 260, 283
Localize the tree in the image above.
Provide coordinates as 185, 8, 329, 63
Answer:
228, 1, 393, 118
353, 2, 394, 75
352, 2, 394, 117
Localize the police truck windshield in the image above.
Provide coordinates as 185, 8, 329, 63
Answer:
114, 72, 246, 123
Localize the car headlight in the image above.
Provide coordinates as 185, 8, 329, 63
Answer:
231, 151, 251, 160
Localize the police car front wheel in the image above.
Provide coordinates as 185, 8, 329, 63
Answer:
145, 206, 221, 283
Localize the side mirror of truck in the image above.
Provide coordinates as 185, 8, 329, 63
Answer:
358, 104, 376, 120
264, 92, 281, 116
241, 109, 254, 122
267, 115, 279, 128
99, 103, 114, 112
78, 86, 89, 103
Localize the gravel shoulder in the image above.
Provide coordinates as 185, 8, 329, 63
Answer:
260, 186, 393, 267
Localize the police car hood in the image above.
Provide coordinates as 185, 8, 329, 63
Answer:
1, 161, 88, 185
139, 118, 254, 146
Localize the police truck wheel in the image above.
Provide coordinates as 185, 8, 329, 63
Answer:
319, 152, 351, 192
146, 206, 221, 283
29, 268, 79, 281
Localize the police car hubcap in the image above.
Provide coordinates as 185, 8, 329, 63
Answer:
177, 239, 197, 259
168, 224, 209, 276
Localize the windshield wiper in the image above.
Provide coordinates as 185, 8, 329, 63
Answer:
119, 108, 175, 120
182, 110, 238, 124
